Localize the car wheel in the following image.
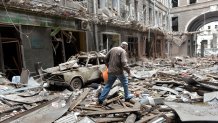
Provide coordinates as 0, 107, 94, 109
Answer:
70, 78, 83, 90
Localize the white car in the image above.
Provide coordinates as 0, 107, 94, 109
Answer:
39, 51, 106, 90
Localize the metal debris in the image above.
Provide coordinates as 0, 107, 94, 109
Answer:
1, 56, 218, 122
165, 101, 218, 122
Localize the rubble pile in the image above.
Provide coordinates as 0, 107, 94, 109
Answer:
0, 56, 218, 123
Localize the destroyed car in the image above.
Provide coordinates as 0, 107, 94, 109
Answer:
38, 51, 106, 90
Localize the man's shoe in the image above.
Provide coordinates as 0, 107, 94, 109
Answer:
96, 100, 103, 106
125, 98, 132, 102
125, 94, 134, 102
125, 97, 133, 102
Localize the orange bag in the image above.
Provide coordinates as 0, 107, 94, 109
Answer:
102, 68, 108, 83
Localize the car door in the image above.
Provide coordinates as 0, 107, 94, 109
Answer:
98, 57, 107, 72
86, 57, 101, 81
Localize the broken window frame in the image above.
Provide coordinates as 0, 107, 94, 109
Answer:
149, 7, 153, 25
155, 10, 158, 26
189, 0, 197, 5
127, 36, 138, 58
215, 25, 218, 30
112, 0, 120, 16
172, 0, 178, 8
172, 16, 178, 31
98, 0, 106, 9
100, 32, 121, 52
143, 5, 146, 25
134, 0, 139, 21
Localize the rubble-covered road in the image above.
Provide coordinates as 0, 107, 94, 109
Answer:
1, 56, 218, 123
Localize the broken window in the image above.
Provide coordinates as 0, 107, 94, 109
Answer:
122, 0, 130, 19
99, 57, 105, 64
88, 58, 98, 65
107, 0, 112, 10
155, 11, 158, 26
172, 0, 178, 7
215, 25, 218, 29
78, 58, 87, 66
51, 30, 86, 66
201, 40, 208, 57
102, 34, 120, 51
149, 8, 152, 25
112, 0, 120, 15
163, 14, 166, 28
126, 0, 130, 5
128, 37, 138, 58
189, 0, 196, 4
0, 26, 23, 80
134, 0, 138, 21
212, 33, 217, 48
143, 5, 146, 24
112, 0, 117, 11
98, 0, 106, 9
172, 17, 178, 31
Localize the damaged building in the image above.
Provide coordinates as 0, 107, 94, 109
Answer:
1, 1, 218, 123
170, 0, 218, 57
0, 0, 89, 80
0, 0, 171, 80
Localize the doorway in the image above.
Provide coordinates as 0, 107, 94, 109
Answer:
0, 25, 22, 80
200, 40, 208, 57
127, 36, 138, 59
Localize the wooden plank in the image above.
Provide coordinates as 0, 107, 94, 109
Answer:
76, 106, 104, 111
82, 108, 140, 116
94, 117, 124, 123
69, 88, 90, 111
124, 102, 134, 107
125, 101, 141, 123
105, 95, 121, 104
119, 99, 127, 108
207, 74, 218, 79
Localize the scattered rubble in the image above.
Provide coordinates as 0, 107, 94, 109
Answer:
0, 56, 218, 122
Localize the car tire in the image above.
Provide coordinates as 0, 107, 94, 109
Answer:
70, 78, 83, 90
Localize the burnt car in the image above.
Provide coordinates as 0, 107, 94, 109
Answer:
38, 51, 106, 90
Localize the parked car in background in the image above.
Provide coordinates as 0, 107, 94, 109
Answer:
37, 51, 106, 90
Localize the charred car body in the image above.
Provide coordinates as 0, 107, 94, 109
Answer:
37, 51, 106, 90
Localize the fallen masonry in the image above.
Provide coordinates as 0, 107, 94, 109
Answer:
0, 56, 218, 122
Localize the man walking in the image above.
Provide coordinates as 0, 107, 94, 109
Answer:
98, 42, 132, 105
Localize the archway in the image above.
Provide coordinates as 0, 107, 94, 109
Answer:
186, 11, 218, 56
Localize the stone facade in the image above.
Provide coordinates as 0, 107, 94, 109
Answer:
0, 0, 171, 78
91, 0, 171, 60
170, 0, 218, 56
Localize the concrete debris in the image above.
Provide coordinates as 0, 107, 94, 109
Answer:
54, 112, 79, 123
204, 91, 218, 104
0, 56, 218, 122
77, 117, 95, 123
165, 101, 218, 122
